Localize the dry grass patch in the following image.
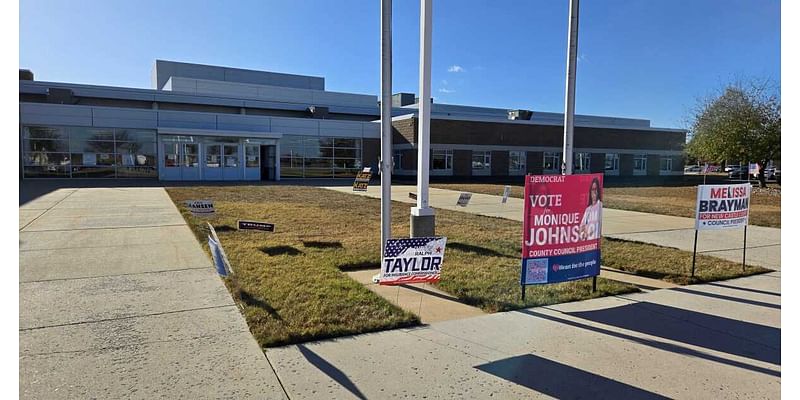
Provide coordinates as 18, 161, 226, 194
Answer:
601, 237, 770, 285
167, 185, 638, 346
432, 182, 780, 227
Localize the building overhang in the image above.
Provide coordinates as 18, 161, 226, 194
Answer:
157, 127, 282, 139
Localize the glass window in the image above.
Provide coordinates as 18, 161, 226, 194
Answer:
164, 143, 180, 167
22, 125, 156, 179
246, 145, 260, 168
206, 145, 221, 168
634, 154, 647, 171
660, 157, 673, 171
223, 145, 239, 168
605, 154, 619, 171
509, 151, 526, 171
184, 144, 199, 167
432, 149, 453, 170
393, 150, 403, 170
24, 138, 69, 153
117, 142, 156, 167
472, 151, 491, 170
574, 153, 591, 172
543, 152, 562, 171
24, 126, 66, 140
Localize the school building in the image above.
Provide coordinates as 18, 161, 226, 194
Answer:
19, 60, 685, 181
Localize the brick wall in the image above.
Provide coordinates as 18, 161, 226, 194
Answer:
527, 151, 544, 175
590, 152, 605, 173
619, 154, 634, 176
647, 154, 661, 176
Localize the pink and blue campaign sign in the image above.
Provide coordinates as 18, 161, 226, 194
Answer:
521, 173, 603, 285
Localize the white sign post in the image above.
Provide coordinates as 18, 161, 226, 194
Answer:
692, 183, 751, 276
501, 186, 511, 204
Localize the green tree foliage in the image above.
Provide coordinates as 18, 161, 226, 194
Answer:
686, 80, 780, 187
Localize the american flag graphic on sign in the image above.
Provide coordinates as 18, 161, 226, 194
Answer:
379, 237, 447, 285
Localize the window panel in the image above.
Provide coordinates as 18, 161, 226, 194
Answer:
116, 166, 157, 178
23, 166, 70, 178
334, 148, 360, 159
24, 126, 66, 140
24, 152, 70, 166
164, 143, 180, 167
25, 139, 70, 153
245, 145, 260, 168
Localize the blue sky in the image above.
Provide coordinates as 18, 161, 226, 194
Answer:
20, 0, 780, 128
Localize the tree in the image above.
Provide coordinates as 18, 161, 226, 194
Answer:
686, 80, 780, 187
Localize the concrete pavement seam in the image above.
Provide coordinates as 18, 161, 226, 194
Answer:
20, 304, 237, 332
19, 266, 213, 284
262, 353, 292, 400
20, 223, 189, 233
19, 189, 78, 231
403, 326, 509, 363
20, 333, 230, 358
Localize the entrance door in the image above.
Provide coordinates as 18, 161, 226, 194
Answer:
222, 144, 242, 180
182, 143, 201, 180
204, 144, 223, 180
161, 142, 200, 180
260, 145, 276, 181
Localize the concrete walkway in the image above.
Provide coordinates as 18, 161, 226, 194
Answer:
346, 269, 485, 324
19, 186, 286, 399
267, 271, 780, 398
323, 184, 781, 271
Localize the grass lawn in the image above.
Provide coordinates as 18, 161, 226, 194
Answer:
167, 185, 769, 346
431, 182, 781, 228
602, 237, 770, 285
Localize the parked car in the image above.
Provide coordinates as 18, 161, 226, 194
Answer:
775, 169, 781, 184
684, 165, 702, 173
728, 166, 748, 179
724, 165, 740, 173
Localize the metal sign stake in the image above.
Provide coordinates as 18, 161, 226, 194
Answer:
691, 229, 699, 278
742, 225, 748, 272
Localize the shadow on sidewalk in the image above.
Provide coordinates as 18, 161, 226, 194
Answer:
475, 354, 670, 399
514, 308, 780, 377
297, 344, 366, 400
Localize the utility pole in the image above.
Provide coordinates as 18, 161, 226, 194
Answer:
380, 0, 393, 252
410, 0, 435, 237
562, 0, 580, 175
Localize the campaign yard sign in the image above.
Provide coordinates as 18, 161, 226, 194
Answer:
502, 186, 511, 203
352, 167, 372, 192
521, 173, 603, 285
456, 192, 472, 207
380, 237, 447, 285
237, 220, 275, 232
186, 200, 215, 217
695, 184, 750, 230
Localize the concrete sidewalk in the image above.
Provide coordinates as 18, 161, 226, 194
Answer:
19, 186, 286, 399
323, 184, 781, 270
267, 271, 780, 399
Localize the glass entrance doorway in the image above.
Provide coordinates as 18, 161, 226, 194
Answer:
260, 145, 276, 181
202, 143, 242, 180
159, 134, 278, 181
161, 141, 200, 180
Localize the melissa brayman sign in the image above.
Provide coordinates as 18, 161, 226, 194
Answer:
521, 173, 603, 286
695, 184, 751, 230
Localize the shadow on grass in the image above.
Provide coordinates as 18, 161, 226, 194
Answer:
260, 245, 304, 256
212, 225, 237, 233
338, 261, 379, 271
303, 241, 344, 249
448, 242, 508, 258
237, 290, 284, 322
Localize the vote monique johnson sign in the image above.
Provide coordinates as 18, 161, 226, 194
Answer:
695, 184, 751, 230
521, 173, 603, 285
